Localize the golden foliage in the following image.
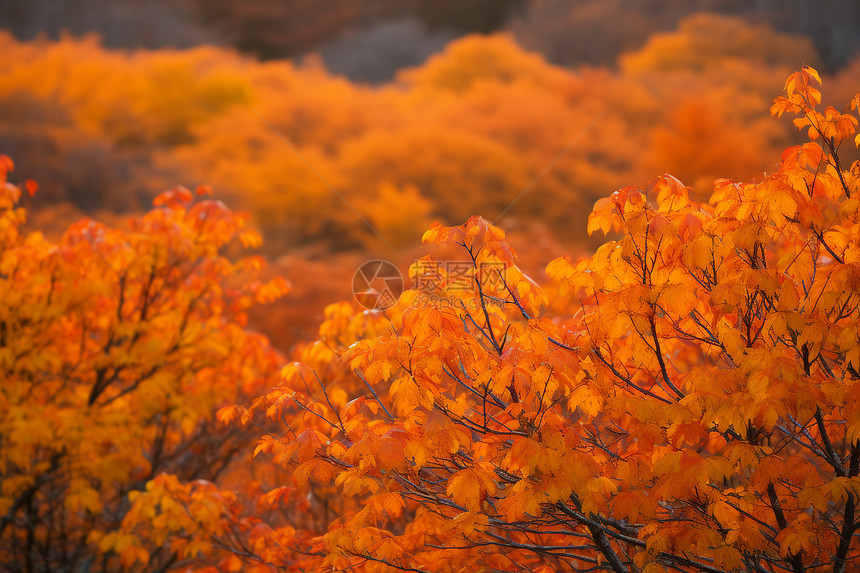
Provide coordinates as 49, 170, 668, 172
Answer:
0, 14, 831, 252
0, 162, 288, 571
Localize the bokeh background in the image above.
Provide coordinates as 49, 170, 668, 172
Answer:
2, 0, 859, 349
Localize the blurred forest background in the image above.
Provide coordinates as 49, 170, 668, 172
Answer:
1, 0, 859, 349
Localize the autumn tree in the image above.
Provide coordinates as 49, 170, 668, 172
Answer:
217, 67, 860, 572
0, 162, 289, 571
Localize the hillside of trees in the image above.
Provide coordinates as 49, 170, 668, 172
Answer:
2, 13, 859, 348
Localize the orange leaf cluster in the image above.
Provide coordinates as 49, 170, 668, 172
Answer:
229, 68, 860, 572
